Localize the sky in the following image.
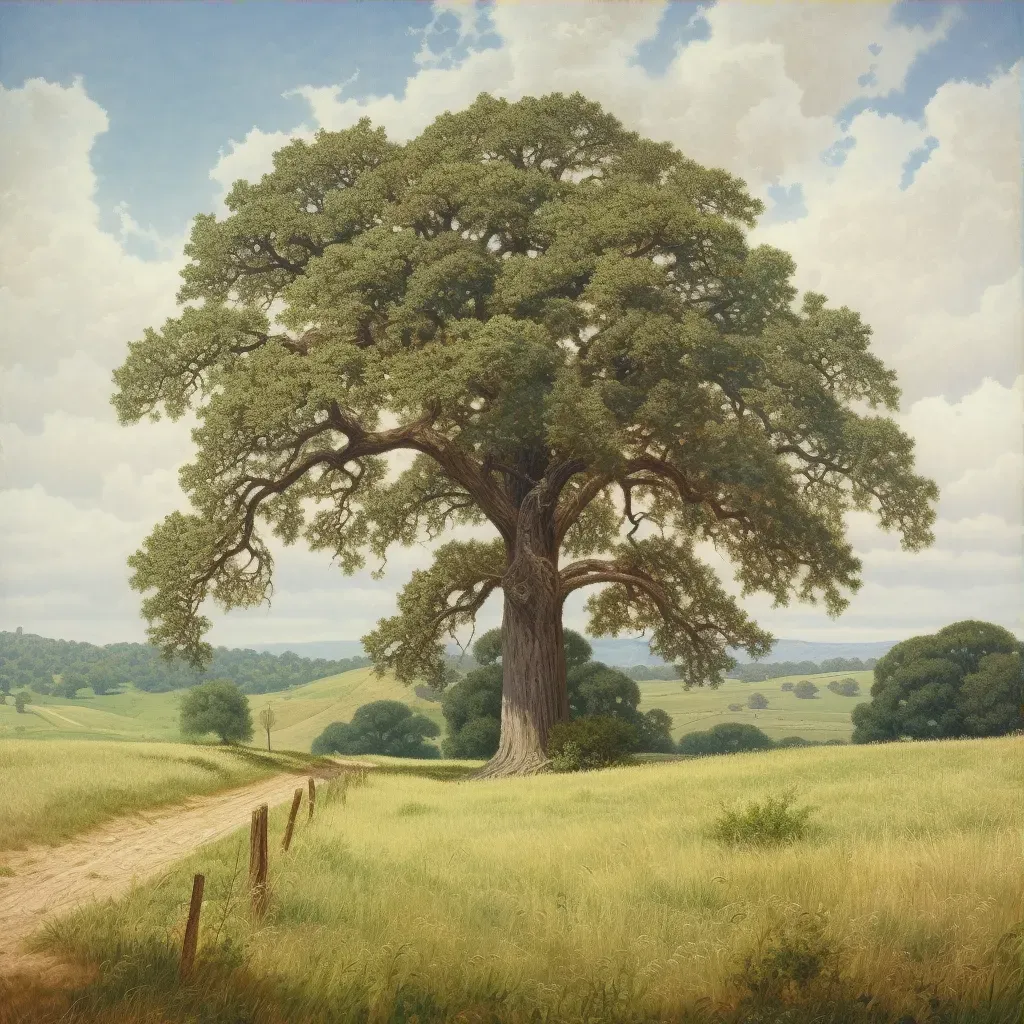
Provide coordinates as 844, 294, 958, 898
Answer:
0, 0, 1021, 652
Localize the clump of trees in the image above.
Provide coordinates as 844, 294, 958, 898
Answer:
180, 679, 253, 744
852, 620, 1023, 743
441, 629, 674, 761
732, 657, 878, 683
0, 630, 369, 696
311, 700, 440, 759
827, 677, 860, 697
678, 724, 845, 757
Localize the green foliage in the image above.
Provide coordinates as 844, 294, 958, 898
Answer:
733, 656, 877, 683
635, 707, 675, 754
747, 691, 768, 709
852, 620, 1023, 743
793, 680, 819, 699
440, 663, 503, 758
53, 674, 86, 699
710, 790, 817, 847
13, 691, 28, 713
111, 90, 936, 699
179, 679, 254, 744
678, 722, 775, 757
311, 700, 441, 758
0, 629, 368, 696
548, 715, 637, 771
826, 676, 860, 697
780, 681, 794, 691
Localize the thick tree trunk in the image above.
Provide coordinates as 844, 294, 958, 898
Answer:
474, 490, 568, 779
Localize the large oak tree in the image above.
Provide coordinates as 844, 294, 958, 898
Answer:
114, 92, 938, 777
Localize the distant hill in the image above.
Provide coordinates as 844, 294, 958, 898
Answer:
247, 636, 900, 669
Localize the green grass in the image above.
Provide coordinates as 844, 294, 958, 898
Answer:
0, 739, 330, 851
27, 735, 1024, 1024
1, 667, 870, 753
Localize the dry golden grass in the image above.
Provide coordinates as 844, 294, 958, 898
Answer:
26, 735, 1023, 1023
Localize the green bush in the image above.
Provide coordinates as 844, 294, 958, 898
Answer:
13, 691, 29, 713
179, 679, 253, 744
710, 790, 817, 847
678, 722, 774, 757
793, 680, 819, 699
548, 716, 637, 772
442, 715, 499, 759
312, 700, 440, 758
826, 677, 860, 697
747, 692, 769, 709
780, 681, 794, 691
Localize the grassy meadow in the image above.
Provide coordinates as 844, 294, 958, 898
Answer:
0, 666, 870, 752
0, 740, 332, 851
22, 735, 1024, 1024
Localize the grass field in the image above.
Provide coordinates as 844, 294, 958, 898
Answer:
23, 735, 1023, 1024
0, 740, 331, 851
0, 667, 869, 752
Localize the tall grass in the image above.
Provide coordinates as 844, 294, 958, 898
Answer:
0, 739, 327, 850
21, 736, 1024, 1023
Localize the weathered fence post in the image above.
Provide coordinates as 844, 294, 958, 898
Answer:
308, 777, 316, 820
282, 787, 303, 852
249, 803, 269, 919
179, 873, 205, 980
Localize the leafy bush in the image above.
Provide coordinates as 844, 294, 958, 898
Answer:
442, 715, 500, 759
413, 684, 441, 702
678, 722, 774, 757
634, 707, 675, 753
826, 677, 860, 697
776, 736, 813, 748
548, 716, 637, 772
793, 680, 819, 699
180, 679, 254, 744
710, 790, 817, 847
747, 692, 768, 709
780, 681, 794, 691
14, 691, 29, 713
312, 700, 440, 758
727, 703, 744, 712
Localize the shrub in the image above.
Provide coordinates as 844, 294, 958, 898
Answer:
678, 722, 775, 757
413, 684, 441, 702
826, 677, 860, 697
727, 703, 744, 712
747, 692, 769, 709
442, 715, 500, 759
548, 716, 637, 772
780, 681, 794, 691
634, 707, 675, 753
14, 691, 29, 713
710, 790, 817, 847
776, 736, 813, 748
179, 679, 254, 744
793, 680, 819, 699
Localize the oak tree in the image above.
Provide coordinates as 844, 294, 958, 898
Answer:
114, 92, 937, 777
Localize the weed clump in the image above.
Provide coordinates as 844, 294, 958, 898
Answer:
710, 790, 817, 847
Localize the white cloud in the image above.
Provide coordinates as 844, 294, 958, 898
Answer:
1, 3, 1020, 647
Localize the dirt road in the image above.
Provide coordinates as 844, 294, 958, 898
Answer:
0, 761, 368, 974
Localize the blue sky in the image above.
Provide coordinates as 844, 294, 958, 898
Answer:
1, 1, 1019, 244
0, 2, 1020, 646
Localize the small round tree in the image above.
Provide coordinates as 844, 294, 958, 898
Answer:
14, 691, 29, 713
793, 680, 819, 699
678, 722, 774, 757
311, 699, 440, 758
747, 692, 769, 709
113, 92, 939, 777
780, 681, 794, 691
180, 679, 254, 744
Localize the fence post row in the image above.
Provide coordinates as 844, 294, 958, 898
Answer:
179, 873, 205, 980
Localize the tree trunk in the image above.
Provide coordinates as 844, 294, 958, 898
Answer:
475, 489, 568, 779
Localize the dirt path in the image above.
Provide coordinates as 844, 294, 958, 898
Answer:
0, 760, 370, 976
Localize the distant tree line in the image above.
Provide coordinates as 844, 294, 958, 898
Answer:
0, 630, 370, 697
610, 657, 878, 682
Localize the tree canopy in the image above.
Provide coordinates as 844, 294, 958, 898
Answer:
311, 699, 441, 758
851, 620, 1022, 743
112, 90, 938, 774
179, 679, 254, 744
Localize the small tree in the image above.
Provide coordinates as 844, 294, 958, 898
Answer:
180, 679, 254, 744
793, 680, 819, 699
258, 706, 276, 751
14, 691, 29, 713
780, 681, 794, 691
53, 674, 85, 699
826, 677, 860, 697
747, 692, 769, 709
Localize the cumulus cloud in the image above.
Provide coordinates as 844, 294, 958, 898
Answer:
1, 2, 1020, 647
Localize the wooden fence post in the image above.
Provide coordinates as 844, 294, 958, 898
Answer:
179, 873, 205, 980
282, 788, 303, 852
249, 803, 269, 919
308, 777, 316, 820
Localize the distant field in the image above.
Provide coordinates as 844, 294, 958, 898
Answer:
0, 667, 870, 751
639, 670, 874, 743
0, 740, 329, 851
31, 735, 1023, 1024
